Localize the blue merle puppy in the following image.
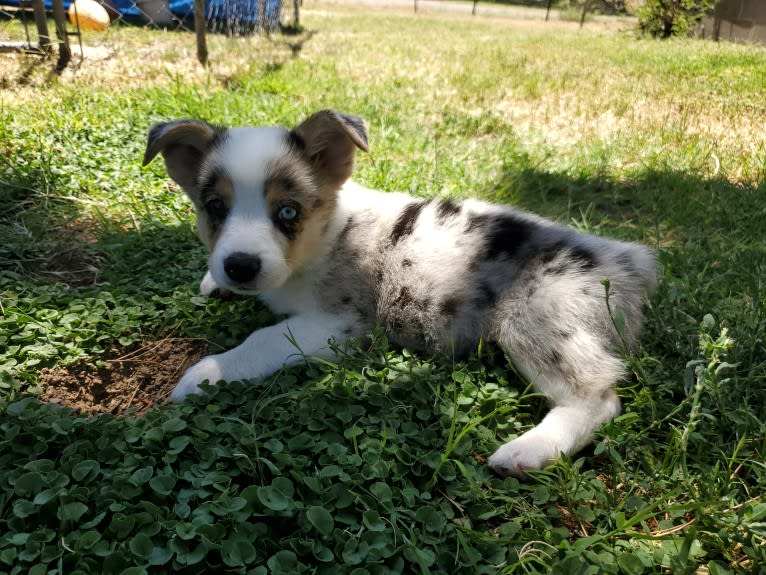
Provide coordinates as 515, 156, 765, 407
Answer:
143, 110, 656, 476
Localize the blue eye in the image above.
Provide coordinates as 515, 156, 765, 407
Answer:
278, 205, 298, 221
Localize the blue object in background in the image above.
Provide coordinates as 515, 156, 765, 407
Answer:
2, 0, 281, 30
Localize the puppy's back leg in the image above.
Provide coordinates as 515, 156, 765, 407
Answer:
488, 341, 624, 477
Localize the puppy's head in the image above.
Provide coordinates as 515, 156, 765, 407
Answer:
143, 110, 368, 294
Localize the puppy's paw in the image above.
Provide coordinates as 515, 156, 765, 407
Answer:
170, 356, 223, 403
487, 433, 559, 477
199, 271, 233, 299
200, 271, 219, 296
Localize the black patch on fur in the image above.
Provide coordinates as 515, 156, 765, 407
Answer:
477, 282, 497, 308
465, 213, 489, 233
616, 251, 639, 277
482, 214, 535, 260
569, 245, 597, 270
436, 199, 461, 222
390, 201, 428, 246
209, 126, 229, 151
540, 241, 597, 274
539, 241, 565, 264
440, 296, 460, 316
341, 295, 353, 305
286, 130, 306, 153
396, 286, 414, 307
616, 252, 633, 267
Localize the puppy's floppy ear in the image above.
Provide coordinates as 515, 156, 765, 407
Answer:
291, 110, 369, 188
142, 120, 222, 191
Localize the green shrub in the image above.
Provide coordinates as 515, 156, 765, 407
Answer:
637, 0, 715, 37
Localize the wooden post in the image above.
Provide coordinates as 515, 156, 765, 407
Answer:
579, 0, 592, 28
258, 0, 266, 31
50, 0, 70, 71
472, 0, 478, 16
545, 0, 554, 22
194, 0, 208, 66
414, 0, 417, 13
30, 0, 52, 52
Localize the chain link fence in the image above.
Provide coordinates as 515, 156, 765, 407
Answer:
0, 0, 300, 69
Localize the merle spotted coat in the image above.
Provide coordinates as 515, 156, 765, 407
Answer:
143, 110, 656, 476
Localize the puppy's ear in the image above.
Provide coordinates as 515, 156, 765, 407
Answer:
291, 110, 369, 188
143, 120, 223, 191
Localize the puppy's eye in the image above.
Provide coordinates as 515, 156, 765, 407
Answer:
278, 205, 298, 222
206, 198, 228, 221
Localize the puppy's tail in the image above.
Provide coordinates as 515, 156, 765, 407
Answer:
622, 242, 658, 296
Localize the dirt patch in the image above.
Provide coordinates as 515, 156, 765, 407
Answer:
39, 338, 210, 415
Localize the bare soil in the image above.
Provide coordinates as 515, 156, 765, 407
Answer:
39, 338, 209, 415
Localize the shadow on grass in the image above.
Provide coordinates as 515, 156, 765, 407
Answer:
485, 163, 766, 404
0, 202, 202, 291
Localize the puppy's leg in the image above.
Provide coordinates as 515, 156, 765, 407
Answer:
199, 270, 219, 296
488, 333, 626, 476
171, 312, 356, 402
488, 363, 621, 476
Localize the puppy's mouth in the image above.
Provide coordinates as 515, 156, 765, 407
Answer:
226, 284, 261, 295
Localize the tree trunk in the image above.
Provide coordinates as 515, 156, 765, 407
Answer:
194, 0, 208, 66
579, 0, 592, 28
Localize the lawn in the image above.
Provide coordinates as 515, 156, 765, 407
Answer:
1, 3, 765, 573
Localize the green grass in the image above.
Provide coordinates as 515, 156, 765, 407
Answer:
2, 4, 766, 573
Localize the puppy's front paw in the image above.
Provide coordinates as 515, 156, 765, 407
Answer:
170, 356, 223, 403
487, 433, 559, 477
199, 271, 232, 298
200, 271, 219, 296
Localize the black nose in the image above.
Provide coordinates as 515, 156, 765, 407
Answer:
223, 252, 261, 284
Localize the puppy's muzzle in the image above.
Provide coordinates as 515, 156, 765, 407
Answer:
223, 252, 262, 284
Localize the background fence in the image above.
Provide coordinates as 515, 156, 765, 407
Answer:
0, 0, 300, 70
703, 0, 766, 44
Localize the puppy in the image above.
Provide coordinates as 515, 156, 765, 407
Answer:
142, 110, 656, 476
